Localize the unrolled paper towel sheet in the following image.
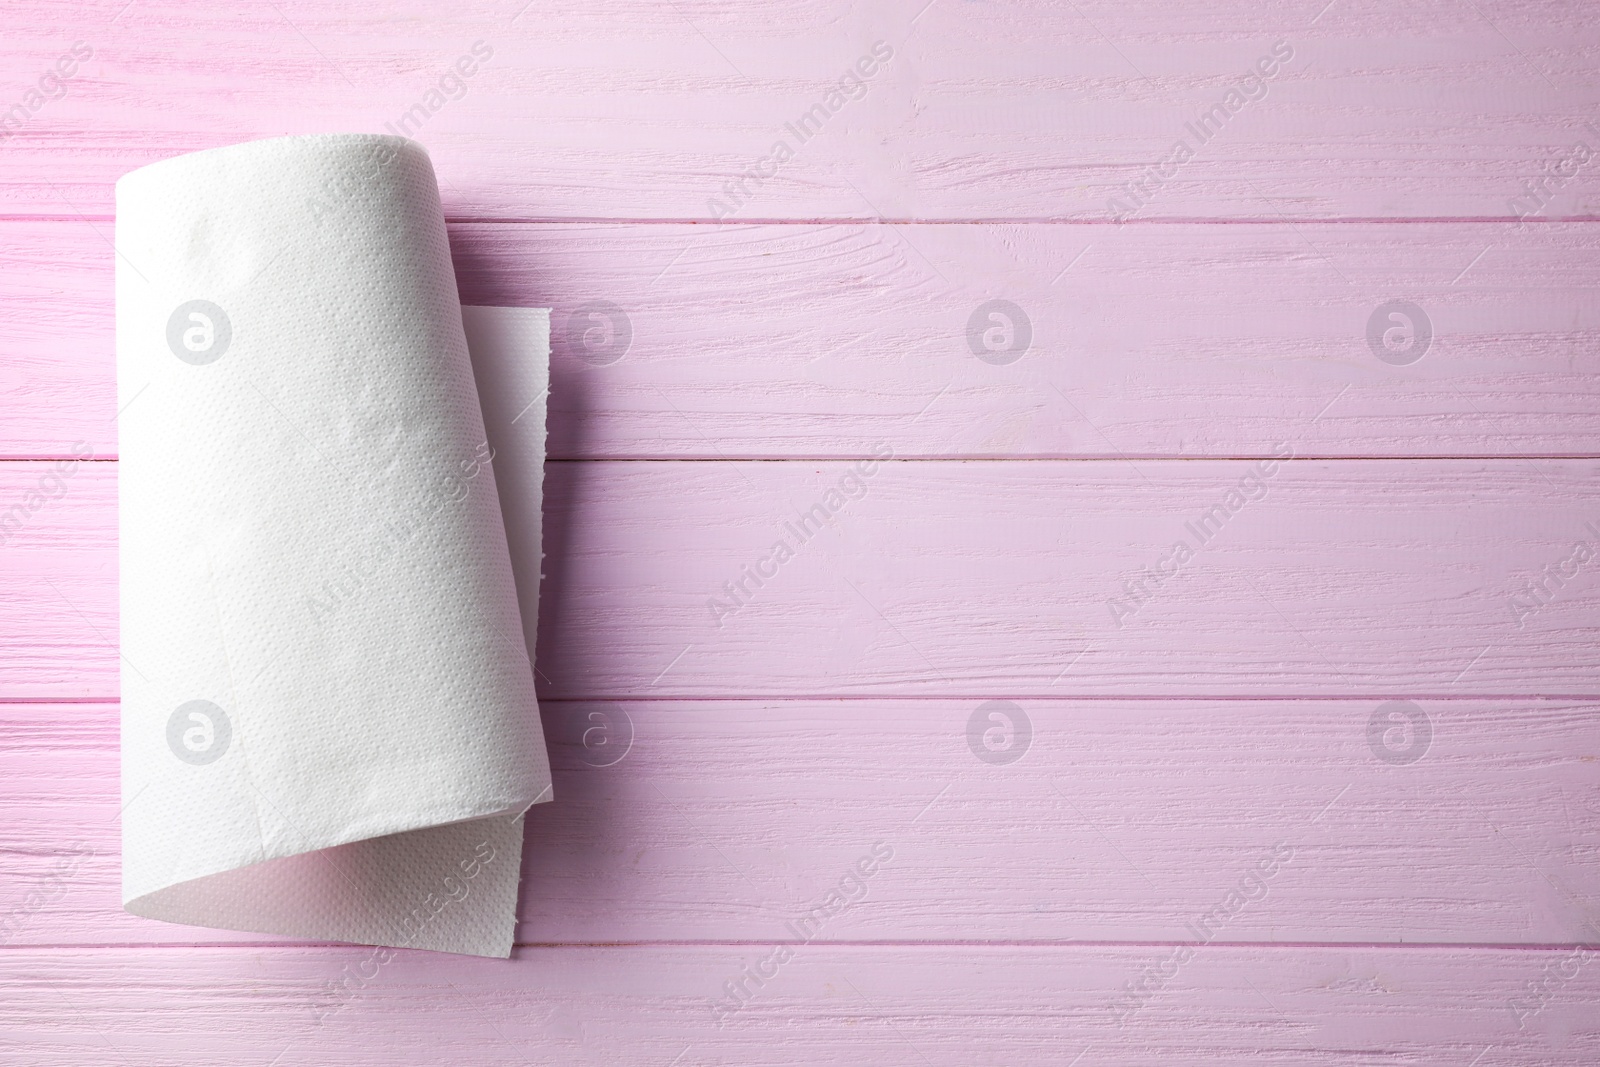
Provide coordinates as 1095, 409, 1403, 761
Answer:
116, 134, 552, 957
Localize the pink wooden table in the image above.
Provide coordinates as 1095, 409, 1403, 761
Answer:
4, 0, 1600, 1062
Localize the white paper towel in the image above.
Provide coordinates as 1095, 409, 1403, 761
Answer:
116, 134, 552, 957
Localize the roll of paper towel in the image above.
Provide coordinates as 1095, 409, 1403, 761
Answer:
116, 134, 552, 957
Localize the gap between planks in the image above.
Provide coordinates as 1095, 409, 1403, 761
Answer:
10, 216, 1600, 226
3, 940, 1595, 951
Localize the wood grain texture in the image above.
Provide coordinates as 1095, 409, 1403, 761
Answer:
1, 945, 1597, 1064
3, 699, 1597, 946
4, 0, 1599, 1057
8, 458, 1600, 699
1, 0, 1598, 220
8, 219, 1600, 460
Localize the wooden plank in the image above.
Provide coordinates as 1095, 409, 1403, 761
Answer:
0, 222, 113, 461
7, 220, 1600, 459
0, 458, 114, 698
0, 944, 1595, 1064
3, 698, 1596, 946
534, 457, 1600, 698
9, 458, 1600, 699
2, 1, 1598, 220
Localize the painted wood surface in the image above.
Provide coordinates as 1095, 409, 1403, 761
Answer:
2, 1, 1599, 221
3, 0, 1598, 1061
7, 459, 1600, 699
1, 946, 1597, 1065
3, 699, 1597, 946
7, 220, 1600, 459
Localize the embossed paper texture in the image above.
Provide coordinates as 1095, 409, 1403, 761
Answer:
116, 133, 551, 957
